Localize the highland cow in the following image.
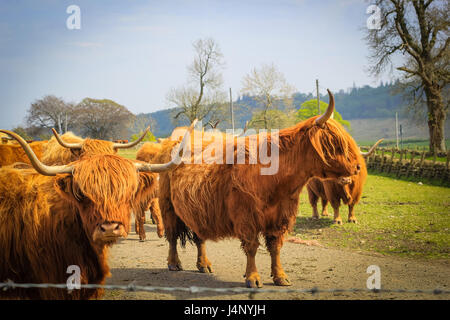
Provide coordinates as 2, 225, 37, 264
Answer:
156, 90, 362, 288
307, 139, 383, 224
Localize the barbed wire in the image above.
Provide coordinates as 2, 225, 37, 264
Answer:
1, 280, 448, 296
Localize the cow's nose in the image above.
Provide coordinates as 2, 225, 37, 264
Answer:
356, 164, 361, 171
100, 222, 122, 236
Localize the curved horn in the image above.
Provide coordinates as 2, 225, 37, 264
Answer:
0, 130, 73, 176
51, 128, 82, 149
361, 139, 384, 158
135, 120, 198, 173
315, 89, 335, 127
237, 120, 249, 137
113, 126, 150, 149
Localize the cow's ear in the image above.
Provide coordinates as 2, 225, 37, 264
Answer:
135, 172, 158, 202
54, 175, 78, 202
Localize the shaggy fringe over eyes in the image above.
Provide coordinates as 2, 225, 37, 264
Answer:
307, 120, 353, 166
71, 154, 139, 211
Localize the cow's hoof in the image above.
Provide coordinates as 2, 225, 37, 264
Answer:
312, 216, 319, 220
334, 219, 343, 225
245, 279, 263, 288
321, 212, 329, 217
139, 239, 145, 242
198, 265, 213, 273
348, 218, 357, 223
245, 273, 263, 288
168, 264, 183, 271
273, 277, 291, 286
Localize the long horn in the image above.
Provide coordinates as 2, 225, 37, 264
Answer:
51, 128, 82, 149
315, 89, 335, 127
113, 126, 150, 149
361, 139, 384, 158
0, 130, 73, 176
135, 120, 198, 173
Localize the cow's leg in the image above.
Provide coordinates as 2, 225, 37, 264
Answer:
321, 198, 329, 216
331, 200, 342, 225
167, 236, 182, 271
241, 238, 262, 288
149, 198, 164, 238
136, 207, 146, 241
307, 188, 320, 219
348, 204, 357, 223
193, 234, 213, 273
265, 235, 291, 286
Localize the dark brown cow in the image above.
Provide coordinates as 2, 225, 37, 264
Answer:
156, 90, 362, 288
0, 125, 194, 300
307, 139, 383, 224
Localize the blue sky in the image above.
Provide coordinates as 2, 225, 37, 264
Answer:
0, 0, 396, 129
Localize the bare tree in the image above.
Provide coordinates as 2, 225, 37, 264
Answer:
241, 63, 296, 129
167, 37, 227, 126
365, 0, 449, 153
73, 98, 135, 140
26, 95, 74, 134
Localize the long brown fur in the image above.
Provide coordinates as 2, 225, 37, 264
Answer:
157, 116, 361, 287
0, 154, 156, 300
0, 141, 47, 166
135, 142, 164, 240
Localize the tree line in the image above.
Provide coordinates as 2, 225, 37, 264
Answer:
14, 96, 154, 142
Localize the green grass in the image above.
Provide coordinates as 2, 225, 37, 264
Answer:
295, 174, 450, 260
117, 149, 138, 160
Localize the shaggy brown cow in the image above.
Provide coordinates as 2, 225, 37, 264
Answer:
0, 141, 47, 167
156, 90, 362, 288
0, 125, 194, 300
45, 129, 163, 242
135, 142, 165, 240
307, 139, 383, 224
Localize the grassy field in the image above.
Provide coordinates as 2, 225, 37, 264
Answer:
295, 174, 450, 260
119, 149, 449, 260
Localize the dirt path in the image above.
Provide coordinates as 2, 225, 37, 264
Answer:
103, 218, 450, 300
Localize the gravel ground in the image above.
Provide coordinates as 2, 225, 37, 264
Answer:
103, 214, 450, 300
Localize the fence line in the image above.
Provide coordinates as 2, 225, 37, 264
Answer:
0, 280, 449, 296
360, 146, 450, 184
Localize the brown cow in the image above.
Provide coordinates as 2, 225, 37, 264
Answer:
45, 129, 165, 240
156, 90, 362, 288
0, 126, 194, 300
0, 141, 47, 167
307, 139, 384, 224
135, 142, 165, 240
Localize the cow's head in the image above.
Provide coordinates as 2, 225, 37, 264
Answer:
301, 90, 361, 181
0, 122, 196, 248
42, 128, 151, 165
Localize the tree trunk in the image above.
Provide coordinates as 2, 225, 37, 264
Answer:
425, 86, 446, 153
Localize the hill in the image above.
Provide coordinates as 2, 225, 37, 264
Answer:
137, 82, 441, 140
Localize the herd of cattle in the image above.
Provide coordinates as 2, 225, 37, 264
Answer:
0, 90, 382, 299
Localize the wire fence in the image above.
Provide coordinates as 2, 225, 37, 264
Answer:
1, 280, 449, 298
